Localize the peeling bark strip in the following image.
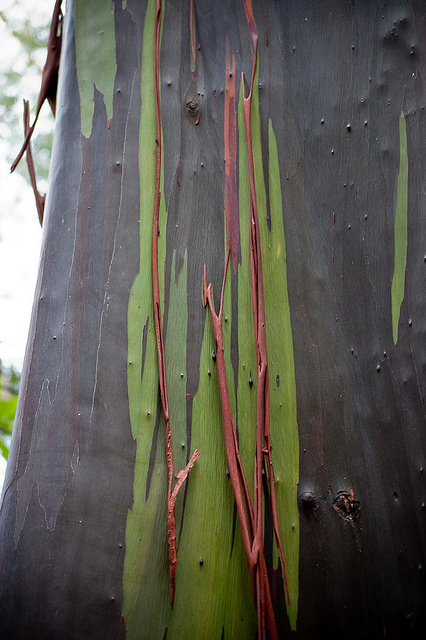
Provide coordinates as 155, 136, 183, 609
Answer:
241, 0, 291, 630
242, 0, 290, 612
203, 259, 254, 566
23, 100, 45, 225
242, 0, 290, 602
11, 0, 62, 173
203, 261, 277, 640
204, 2, 291, 638
152, 0, 199, 608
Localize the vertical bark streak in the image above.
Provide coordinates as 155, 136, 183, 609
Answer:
152, 0, 199, 609
190, 0, 196, 73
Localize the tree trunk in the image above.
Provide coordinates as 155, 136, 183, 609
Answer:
1, 1, 425, 638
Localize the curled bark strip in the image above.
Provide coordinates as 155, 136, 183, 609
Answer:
203, 259, 255, 574
11, 0, 62, 173
171, 448, 200, 502
152, 0, 199, 608
168, 448, 200, 605
23, 100, 45, 226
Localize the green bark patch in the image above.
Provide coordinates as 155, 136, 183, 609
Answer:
124, 0, 168, 634
74, 0, 117, 138
391, 111, 408, 345
236, 79, 257, 501
249, 65, 299, 628
167, 313, 256, 639
265, 119, 299, 630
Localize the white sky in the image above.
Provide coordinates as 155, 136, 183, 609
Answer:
0, 0, 54, 487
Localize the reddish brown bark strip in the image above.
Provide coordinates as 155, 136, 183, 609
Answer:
203, 254, 278, 640
203, 6, 287, 632
23, 100, 45, 226
224, 40, 240, 274
167, 448, 200, 607
11, 0, 62, 173
242, 0, 258, 92
152, 0, 199, 609
203, 258, 255, 579
242, 0, 291, 620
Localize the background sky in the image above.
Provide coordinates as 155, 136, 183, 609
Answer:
0, 0, 53, 487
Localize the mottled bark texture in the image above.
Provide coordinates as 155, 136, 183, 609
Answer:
1, 1, 426, 639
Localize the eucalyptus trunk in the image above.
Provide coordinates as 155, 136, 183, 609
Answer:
1, 1, 426, 638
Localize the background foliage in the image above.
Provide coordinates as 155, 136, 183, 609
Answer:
0, 1, 52, 463
0, 362, 20, 460
0, 1, 53, 185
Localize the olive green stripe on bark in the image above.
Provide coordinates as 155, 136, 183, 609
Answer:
250, 64, 299, 629
236, 79, 257, 502
167, 312, 256, 639
266, 119, 299, 630
74, 0, 117, 138
124, 0, 169, 636
391, 111, 408, 345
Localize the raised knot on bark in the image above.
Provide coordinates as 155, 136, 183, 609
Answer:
185, 80, 200, 124
186, 97, 199, 116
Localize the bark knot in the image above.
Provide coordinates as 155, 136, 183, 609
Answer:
333, 490, 360, 521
